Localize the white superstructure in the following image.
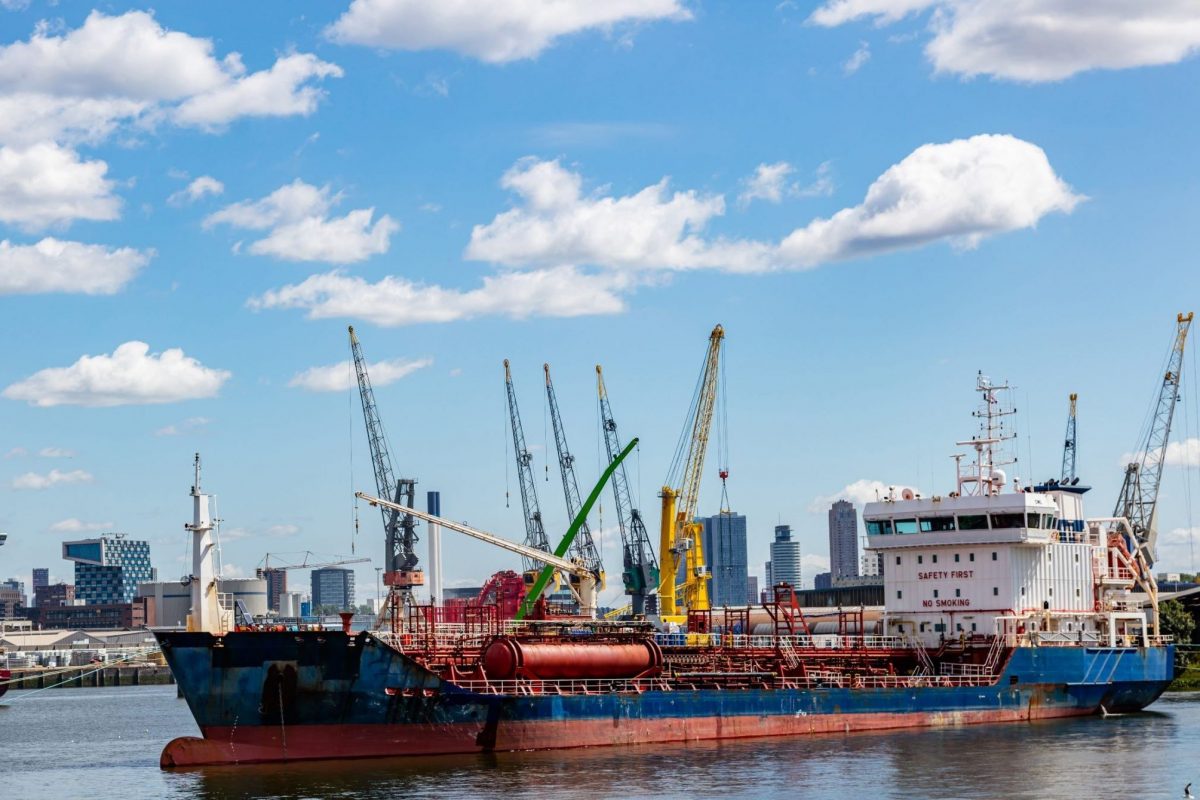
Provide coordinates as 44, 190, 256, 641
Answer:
864, 374, 1159, 648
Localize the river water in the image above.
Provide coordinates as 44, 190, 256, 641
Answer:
2, 685, 1198, 799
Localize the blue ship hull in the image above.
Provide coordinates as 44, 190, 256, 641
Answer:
155, 630, 1174, 766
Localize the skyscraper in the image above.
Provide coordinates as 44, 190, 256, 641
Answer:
828, 500, 860, 583
62, 535, 152, 604
311, 567, 356, 610
31, 568, 49, 606
259, 567, 288, 612
769, 525, 801, 589
699, 512, 748, 608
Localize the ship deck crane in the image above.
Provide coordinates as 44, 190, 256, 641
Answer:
597, 364, 660, 616
1061, 393, 1078, 484
544, 363, 605, 594
659, 324, 725, 623
1113, 312, 1193, 568
349, 326, 423, 613
504, 360, 554, 585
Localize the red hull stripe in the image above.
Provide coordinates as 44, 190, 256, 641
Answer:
162, 706, 1093, 767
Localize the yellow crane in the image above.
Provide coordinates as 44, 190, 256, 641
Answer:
659, 324, 725, 624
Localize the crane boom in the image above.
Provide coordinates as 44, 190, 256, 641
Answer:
597, 364, 659, 616
349, 326, 422, 606
544, 363, 604, 586
1113, 311, 1193, 566
1061, 393, 1078, 483
504, 360, 552, 574
659, 324, 725, 620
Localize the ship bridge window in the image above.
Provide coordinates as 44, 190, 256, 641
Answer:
958, 515, 988, 530
866, 519, 893, 536
894, 519, 918, 535
919, 517, 956, 533
990, 513, 1025, 529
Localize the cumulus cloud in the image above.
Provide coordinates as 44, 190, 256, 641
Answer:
1121, 437, 1200, 469
12, 468, 93, 490
168, 175, 224, 206
0, 11, 341, 146
154, 416, 211, 437
4, 447, 28, 458
49, 517, 112, 532
289, 356, 433, 392
3, 341, 231, 407
807, 479, 922, 513
0, 143, 120, 231
326, 0, 690, 63
738, 162, 795, 207
38, 447, 75, 458
0, 237, 150, 295
468, 136, 1079, 274
205, 180, 397, 264
843, 41, 871, 74
249, 267, 628, 326
221, 523, 300, 542
808, 0, 1200, 82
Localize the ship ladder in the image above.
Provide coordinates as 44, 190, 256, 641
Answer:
778, 636, 800, 671
983, 635, 1005, 674
910, 640, 935, 677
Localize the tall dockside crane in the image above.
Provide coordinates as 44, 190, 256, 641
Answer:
659, 324, 725, 622
1113, 312, 1193, 567
504, 360, 554, 586
597, 365, 660, 616
349, 326, 423, 613
1061, 393, 1078, 483
544, 363, 605, 594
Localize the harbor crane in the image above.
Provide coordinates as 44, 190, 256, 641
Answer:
544, 363, 605, 596
349, 326, 423, 613
659, 324, 725, 622
504, 360, 554, 585
256, 552, 371, 572
1113, 311, 1193, 567
1061, 393, 1078, 484
597, 364, 660, 616
358, 494, 601, 617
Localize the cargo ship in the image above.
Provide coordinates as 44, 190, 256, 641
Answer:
157, 373, 1177, 767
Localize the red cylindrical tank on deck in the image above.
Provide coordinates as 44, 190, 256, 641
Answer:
482, 637, 663, 681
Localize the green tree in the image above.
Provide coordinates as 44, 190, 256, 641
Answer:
1160, 599, 1196, 644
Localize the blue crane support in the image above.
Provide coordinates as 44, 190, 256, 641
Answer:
504, 360, 552, 577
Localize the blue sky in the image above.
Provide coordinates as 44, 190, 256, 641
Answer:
1, 1, 1199, 606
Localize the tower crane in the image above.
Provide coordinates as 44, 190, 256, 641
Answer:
1113, 311, 1193, 567
504, 360, 553, 584
1061, 393, 1078, 484
544, 363, 605, 595
256, 552, 371, 572
597, 364, 660, 616
659, 324, 725, 622
349, 326, 423, 614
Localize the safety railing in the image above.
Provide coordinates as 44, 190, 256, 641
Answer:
657, 633, 913, 651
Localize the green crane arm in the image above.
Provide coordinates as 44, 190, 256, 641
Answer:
517, 437, 638, 619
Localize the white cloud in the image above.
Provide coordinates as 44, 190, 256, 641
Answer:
265, 524, 300, 538
168, 175, 224, 206
0, 143, 120, 231
797, 161, 835, 198
38, 447, 75, 458
467, 157, 769, 272
0, 237, 150, 295
807, 479, 922, 513
220, 523, 300, 542
801, 553, 831, 578
249, 267, 628, 326
154, 416, 211, 437
3, 341, 231, 407
843, 41, 871, 74
326, 0, 691, 63
289, 356, 433, 392
4, 447, 27, 458
205, 180, 398, 264
12, 468, 93, 490
774, 134, 1082, 268
1121, 437, 1200, 469
739, 162, 795, 207
0, 11, 340, 146
468, 137, 1079, 274
49, 517, 112, 532
809, 0, 1200, 82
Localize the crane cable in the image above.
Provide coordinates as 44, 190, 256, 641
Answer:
349, 355, 358, 555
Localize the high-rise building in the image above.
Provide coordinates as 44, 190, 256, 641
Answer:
765, 560, 773, 589
769, 525, 802, 589
746, 575, 759, 605
31, 568, 49, 606
311, 568, 356, 611
861, 546, 884, 578
2, 578, 26, 608
63, 535, 153, 605
258, 568, 288, 612
828, 500, 860, 583
34, 582, 74, 608
814, 572, 833, 590
699, 512, 748, 607
0, 582, 24, 619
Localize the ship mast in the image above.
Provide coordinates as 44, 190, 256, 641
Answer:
955, 372, 1018, 496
